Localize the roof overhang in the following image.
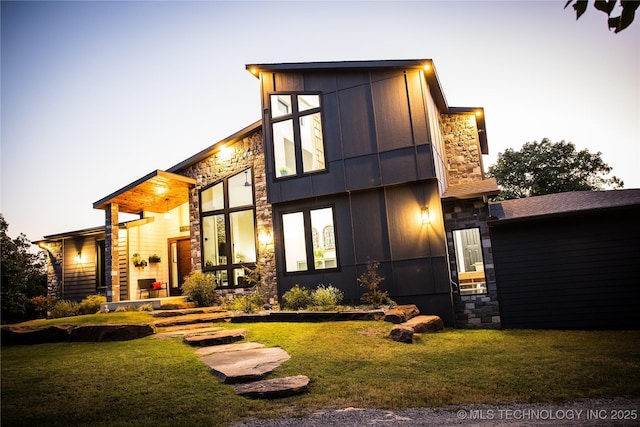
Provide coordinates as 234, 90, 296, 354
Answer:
93, 170, 196, 214
441, 178, 500, 200
246, 59, 449, 113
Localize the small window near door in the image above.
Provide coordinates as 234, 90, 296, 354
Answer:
453, 228, 487, 295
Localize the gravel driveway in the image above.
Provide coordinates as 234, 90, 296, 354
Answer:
233, 398, 640, 426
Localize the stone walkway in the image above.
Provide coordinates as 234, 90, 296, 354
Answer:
155, 320, 310, 398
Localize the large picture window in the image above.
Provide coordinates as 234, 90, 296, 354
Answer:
453, 228, 487, 295
270, 93, 325, 178
282, 206, 337, 273
200, 168, 256, 287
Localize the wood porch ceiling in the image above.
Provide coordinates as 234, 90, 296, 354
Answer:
93, 170, 196, 214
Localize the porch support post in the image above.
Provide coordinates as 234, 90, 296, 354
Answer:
105, 203, 120, 302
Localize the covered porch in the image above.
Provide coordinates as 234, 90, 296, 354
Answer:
93, 170, 196, 302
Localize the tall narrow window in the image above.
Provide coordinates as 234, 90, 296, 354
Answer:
453, 228, 487, 295
200, 168, 256, 287
282, 206, 338, 273
270, 93, 325, 178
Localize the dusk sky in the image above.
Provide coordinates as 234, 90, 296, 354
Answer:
1, 1, 638, 243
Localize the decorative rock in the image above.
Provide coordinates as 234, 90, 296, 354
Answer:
69, 324, 156, 342
384, 304, 420, 324
403, 315, 444, 333
389, 325, 414, 343
200, 347, 291, 384
1, 324, 74, 346
183, 329, 247, 346
232, 375, 310, 399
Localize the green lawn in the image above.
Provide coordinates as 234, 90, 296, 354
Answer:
2, 315, 639, 426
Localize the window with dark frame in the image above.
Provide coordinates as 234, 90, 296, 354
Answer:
282, 206, 338, 273
200, 168, 257, 288
452, 227, 487, 295
269, 93, 326, 178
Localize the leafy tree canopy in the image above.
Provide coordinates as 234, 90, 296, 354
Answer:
1, 214, 47, 323
565, 0, 639, 33
487, 139, 623, 200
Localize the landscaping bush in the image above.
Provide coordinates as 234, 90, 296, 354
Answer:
78, 294, 106, 315
225, 292, 265, 313
181, 271, 219, 307
312, 285, 344, 309
282, 285, 312, 310
358, 260, 394, 308
49, 299, 79, 318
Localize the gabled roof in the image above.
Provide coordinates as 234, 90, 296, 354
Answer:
488, 189, 640, 223
441, 178, 499, 200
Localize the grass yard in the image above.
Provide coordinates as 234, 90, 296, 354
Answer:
2, 315, 639, 427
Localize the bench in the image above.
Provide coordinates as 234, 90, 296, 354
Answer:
138, 278, 167, 299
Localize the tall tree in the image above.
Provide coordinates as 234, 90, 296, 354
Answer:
0, 214, 47, 323
565, 0, 639, 33
487, 139, 623, 200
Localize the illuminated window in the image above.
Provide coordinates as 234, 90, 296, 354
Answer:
200, 168, 256, 287
282, 206, 337, 273
270, 93, 325, 178
453, 228, 487, 295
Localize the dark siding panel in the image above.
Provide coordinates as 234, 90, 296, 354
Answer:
63, 237, 97, 301
380, 148, 418, 185
274, 72, 304, 91
304, 71, 338, 93
351, 189, 390, 263
320, 92, 342, 162
339, 85, 376, 158
277, 176, 313, 203
416, 144, 436, 179
337, 71, 370, 90
406, 69, 429, 146
393, 258, 435, 295
311, 161, 345, 196
372, 74, 413, 152
345, 155, 381, 190
492, 206, 640, 329
385, 183, 432, 259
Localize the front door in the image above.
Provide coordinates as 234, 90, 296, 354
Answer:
169, 238, 191, 296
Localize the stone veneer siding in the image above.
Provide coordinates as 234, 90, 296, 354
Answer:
178, 130, 277, 302
441, 114, 484, 186
44, 241, 63, 299
443, 198, 501, 328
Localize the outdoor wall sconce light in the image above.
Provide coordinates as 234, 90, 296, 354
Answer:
421, 207, 430, 225
75, 251, 83, 263
164, 198, 171, 220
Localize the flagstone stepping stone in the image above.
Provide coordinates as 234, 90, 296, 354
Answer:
200, 347, 291, 384
155, 326, 224, 339
194, 341, 265, 356
402, 315, 444, 333
232, 375, 310, 399
183, 328, 247, 347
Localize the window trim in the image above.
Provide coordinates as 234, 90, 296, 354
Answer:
269, 92, 327, 180
280, 204, 340, 275
199, 167, 258, 288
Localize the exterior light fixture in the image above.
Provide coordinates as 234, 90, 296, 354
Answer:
75, 251, 83, 263
421, 207, 430, 224
250, 68, 258, 75
475, 110, 482, 117
164, 198, 171, 220
423, 64, 431, 71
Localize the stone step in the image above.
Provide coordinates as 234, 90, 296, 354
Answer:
195, 342, 265, 356
183, 329, 247, 347
155, 326, 224, 339
402, 315, 444, 333
200, 347, 291, 384
232, 375, 310, 399
153, 312, 232, 327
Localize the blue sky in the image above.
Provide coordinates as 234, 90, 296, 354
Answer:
2, 1, 638, 242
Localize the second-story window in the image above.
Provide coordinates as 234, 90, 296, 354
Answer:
200, 168, 256, 288
270, 93, 326, 178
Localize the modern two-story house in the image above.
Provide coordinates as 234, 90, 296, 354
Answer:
37, 59, 502, 328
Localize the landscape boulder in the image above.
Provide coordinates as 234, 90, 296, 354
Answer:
403, 315, 444, 333
384, 304, 420, 324
389, 325, 414, 343
183, 329, 247, 347
1, 324, 74, 346
200, 347, 291, 384
69, 324, 156, 342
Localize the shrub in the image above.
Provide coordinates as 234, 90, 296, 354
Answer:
50, 299, 79, 318
78, 294, 107, 315
182, 271, 219, 307
29, 295, 50, 318
312, 285, 344, 309
225, 292, 265, 313
282, 285, 313, 310
358, 260, 394, 308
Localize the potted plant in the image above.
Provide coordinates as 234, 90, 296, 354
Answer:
148, 254, 161, 263
132, 253, 147, 268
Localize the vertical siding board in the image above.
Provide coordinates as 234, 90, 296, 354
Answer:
339, 85, 376, 158
371, 74, 413, 152
406, 70, 429, 146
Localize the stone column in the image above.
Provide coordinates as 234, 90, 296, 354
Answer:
105, 203, 120, 302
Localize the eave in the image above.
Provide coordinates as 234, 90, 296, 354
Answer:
93, 170, 196, 214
